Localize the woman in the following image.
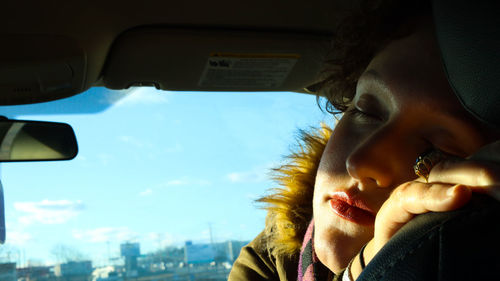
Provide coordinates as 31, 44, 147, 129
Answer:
229, 2, 500, 281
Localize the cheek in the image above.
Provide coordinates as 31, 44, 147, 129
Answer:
313, 120, 359, 220
311, 119, 377, 271
316, 119, 359, 181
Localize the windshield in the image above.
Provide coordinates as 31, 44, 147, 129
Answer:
0, 87, 328, 280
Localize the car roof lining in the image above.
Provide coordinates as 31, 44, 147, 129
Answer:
0, 0, 361, 105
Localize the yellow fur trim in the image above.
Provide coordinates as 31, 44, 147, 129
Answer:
258, 125, 332, 258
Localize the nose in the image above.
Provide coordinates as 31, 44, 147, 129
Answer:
346, 125, 416, 189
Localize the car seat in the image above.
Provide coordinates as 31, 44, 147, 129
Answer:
357, 1, 500, 280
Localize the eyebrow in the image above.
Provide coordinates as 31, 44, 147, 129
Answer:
356, 69, 393, 104
357, 69, 393, 99
358, 69, 388, 88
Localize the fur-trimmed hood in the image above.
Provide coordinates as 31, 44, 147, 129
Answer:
258, 125, 332, 259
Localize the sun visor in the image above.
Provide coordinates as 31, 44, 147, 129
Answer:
103, 27, 332, 92
433, 0, 500, 128
0, 35, 86, 105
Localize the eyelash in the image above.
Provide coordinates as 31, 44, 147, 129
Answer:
345, 107, 380, 122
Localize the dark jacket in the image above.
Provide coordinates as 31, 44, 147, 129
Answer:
228, 232, 299, 281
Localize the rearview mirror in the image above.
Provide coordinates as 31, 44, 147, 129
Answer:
0, 119, 78, 162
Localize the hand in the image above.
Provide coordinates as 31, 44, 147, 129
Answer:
350, 140, 500, 280
427, 140, 500, 199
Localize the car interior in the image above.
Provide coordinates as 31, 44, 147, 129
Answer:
1, 0, 499, 280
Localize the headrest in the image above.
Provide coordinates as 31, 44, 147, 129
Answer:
433, 0, 500, 128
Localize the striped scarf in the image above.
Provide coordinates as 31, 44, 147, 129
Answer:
298, 220, 333, 281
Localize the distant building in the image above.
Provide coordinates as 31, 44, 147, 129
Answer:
17, 265, 52, 280
54, 261, 92, 281
0, 262, 16, 281
120, 242, 140, 277
183, 240, 250, 265
92, 266, 122, 281
209, 240, 249, 263
184, 241, 215, 264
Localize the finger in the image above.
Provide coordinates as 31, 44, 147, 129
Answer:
374, 181, 471, 249
427, 139, 500, 185
428, 158, 500, 187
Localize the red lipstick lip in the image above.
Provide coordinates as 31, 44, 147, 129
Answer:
329, 191, 375, 225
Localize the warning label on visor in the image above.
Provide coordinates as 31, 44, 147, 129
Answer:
199, 53, 299, 89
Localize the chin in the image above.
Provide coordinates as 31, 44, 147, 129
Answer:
314, 216, 374, 273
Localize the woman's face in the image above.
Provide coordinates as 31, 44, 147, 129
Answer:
313, 20, 494, 273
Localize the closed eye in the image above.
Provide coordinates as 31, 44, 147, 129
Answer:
345, 107, 382, 123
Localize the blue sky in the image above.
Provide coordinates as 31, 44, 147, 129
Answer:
0, 87, 331, 266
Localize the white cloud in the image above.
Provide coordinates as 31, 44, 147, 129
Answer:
165, 179, 187, 186
142, 178, 211, 197
14, 200, 84, 225
97, 153, 113, 166
164, 143, 183, 153
245, 193, 259, 200
147, 232, 179, 247
139, 188, 153, 196
200, 229, 210, 239
227, 171, 267, 183
74, 155, 91, 168
6, 230, 32, 246
226, 163, 276, 184
118, 136, 151, 148
195, 180, 212, 186
109, 88, 169, 107
136, 179, 215, 200
159, 178, 211, 188
73, 227, 137, 243
76, 155, 87, 161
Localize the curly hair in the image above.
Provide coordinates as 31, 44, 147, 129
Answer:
316, 0, 432, 114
